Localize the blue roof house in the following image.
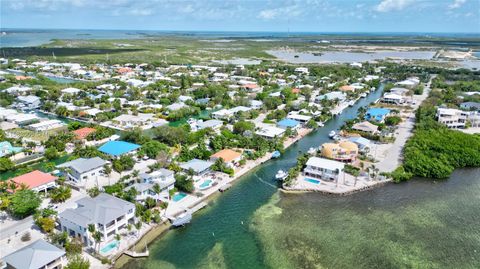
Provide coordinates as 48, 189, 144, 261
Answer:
364, 108, 391, 122
0, 141, 23, 157
277, 118, 300, 130
98, 141, 140, 157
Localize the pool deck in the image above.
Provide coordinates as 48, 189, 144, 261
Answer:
284, 173, 391, 195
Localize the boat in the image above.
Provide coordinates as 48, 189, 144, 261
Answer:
328, 130, 336, 138
271, 151, 281, 158
360, 93, 367, 98
307, 147, 317, 155
171, 210, 192, 227
275, 170, 287, 180
333, 134, 341, 141
348, 100, 355, 107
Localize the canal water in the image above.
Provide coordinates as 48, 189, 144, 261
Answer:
121, 86, 480, 269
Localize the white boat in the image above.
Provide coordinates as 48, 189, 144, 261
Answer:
328, 130, 336, 138
171, 210, 192, 227
308, 147, 317, 155
333, 134, 341, 141
348, 100, 355, 107
275, 170, 287, 180
360, 93, 367, 98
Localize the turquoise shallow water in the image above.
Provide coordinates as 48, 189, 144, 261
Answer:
121, 86, 480, 269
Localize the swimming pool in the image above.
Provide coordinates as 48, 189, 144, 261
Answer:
304, 178, 321, 184
100, 240, 119, 254
172, 192, 187, 202
198, 179, 213, 190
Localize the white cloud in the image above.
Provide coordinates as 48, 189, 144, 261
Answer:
448, 0, 466, 9
257, 5, 303, 20
374, 0, 415, 12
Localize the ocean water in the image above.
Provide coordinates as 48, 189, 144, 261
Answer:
1, 29, 479, 48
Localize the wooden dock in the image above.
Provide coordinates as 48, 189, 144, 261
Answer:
123, 250, 149, 258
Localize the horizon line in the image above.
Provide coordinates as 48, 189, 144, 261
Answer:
2, 27, 479, 35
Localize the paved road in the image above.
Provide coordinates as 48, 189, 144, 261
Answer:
376, 76, 434, 172
0, 216, 34, 241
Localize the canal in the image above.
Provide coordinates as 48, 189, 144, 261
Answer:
121, 86, 387, 268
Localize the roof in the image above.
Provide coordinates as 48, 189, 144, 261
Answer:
277, 118, 300, 128
98, 141, 140, 156
338, 141, 359, 151
180, 159, 214, 173
57, 157, 106, 174
352, 121, 379, 133
211, 149, 242, 163
59, 193, 135, 227
11, 170, 57, 190
306, 157, 345, 171
365, 108, 390, 121
3, 239, 65, 269
197, 119, 223, 130
126, 182, 154, 193
255, 125, 285, 138
73, 127, 96, 140
348, 137, 371, 147
0, 141, 22, 157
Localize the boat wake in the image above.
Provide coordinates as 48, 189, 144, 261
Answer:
253, 173, 278, 189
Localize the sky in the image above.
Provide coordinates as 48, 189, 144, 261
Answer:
1, 0, 479, 33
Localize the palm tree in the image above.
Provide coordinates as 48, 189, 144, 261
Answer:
87, 224, 96, 250
152, 183, 161, 200
93, 231, 102, 254
135, 221, 142, 237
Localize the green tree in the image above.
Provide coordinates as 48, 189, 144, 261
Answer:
49, 186, 72, 203
65, 255, 90, 269
139, 140, 168, 159
9, 190, 41, 218
0, 157, 14, 172
44, 147, 59, 160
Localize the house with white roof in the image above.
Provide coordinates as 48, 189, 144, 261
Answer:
56, 157, 107, 184
287, 113, 312, 124
28, 119, 66, 132
61, 87, 82, 95
255, 124, 285, 139
436, 108, 469, 129
2, 239, 66, 269
382, 93, 405, 105
58, 193, 135, 245
111, 113, 156, 129
303, 157, 345, 181
16, 95, 41, 109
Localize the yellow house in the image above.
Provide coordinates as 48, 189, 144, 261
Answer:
321, 141, 358, 162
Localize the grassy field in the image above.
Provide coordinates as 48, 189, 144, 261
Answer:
4, 34, 479, 65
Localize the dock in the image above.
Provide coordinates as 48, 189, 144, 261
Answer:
124, 244, 149, 258
219, 183, 232, 192
189, 201, 207, 213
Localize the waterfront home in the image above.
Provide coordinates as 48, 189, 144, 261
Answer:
321, 141, 358, 162
460, 101, 480, 112
179, 159, 214, 175
58, 193, 135, 245
16, 95, 41, 109
364, 108, 391, 123
352, 121, 379, 134
316, 91, 346, 102
390, 87, 410, 96
303, 157, 345, 181
72, 127, 96, 140
396, 77, 420, 88
348, 137, 372, 152
111, 113, 156, 129
56, 157, 107, 184
5, 113, 39, 125
210, 149, 243, 168
196, 119, 223, 131
436, 108, 469, 129
125, 182, 167, 202
339, 85, 355, 92
287, 113, 312, 125
27, 119, 66, 132
212, 109, 233, 120
166, 102, 188, 111
9, 170, 57, 193
140, 169, 175, 200
255, 124, 285, 139
0, 141, 22, 157
2, 239, 66, 269
294, 67, 309, 74
381, 93, 405, 105
98, 140, 140, 157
